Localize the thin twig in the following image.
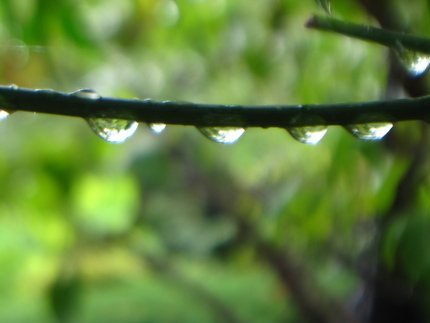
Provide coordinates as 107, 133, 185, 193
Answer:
306, 15, 430, 54
1, 86, 430, 128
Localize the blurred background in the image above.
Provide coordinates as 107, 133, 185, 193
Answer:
0, 0, 430, 322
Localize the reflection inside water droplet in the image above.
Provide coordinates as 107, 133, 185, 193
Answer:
346, 122, 393, 141
315, 0, 331, 15
148, 123, 166, 134
87, 118, 139, 143
287, 125, 327, 145
70, 89, 101, 100
198, 127, 245, 144
395, 45, 430, 77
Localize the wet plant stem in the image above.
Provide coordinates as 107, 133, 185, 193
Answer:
306, 15, 430, 54
1, 86, 430, 127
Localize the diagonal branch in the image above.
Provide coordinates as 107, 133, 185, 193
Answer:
306, 15, 430, 54
236, 216, 362, 323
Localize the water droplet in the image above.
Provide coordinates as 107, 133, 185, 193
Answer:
142, 98, 156, 103
0, 110, 10, 120
287, 125, 327, 145
315, 0, 331, 15
87, 118, 138, 143
70, 89, 101, 100
346, 122, 393, 141
35, 89, 56, 95
148, 123, 166, 134
198, 127, 245, 144
395, 44, 430, 77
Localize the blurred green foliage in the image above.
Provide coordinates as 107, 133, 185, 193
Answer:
1, 0, 430, 322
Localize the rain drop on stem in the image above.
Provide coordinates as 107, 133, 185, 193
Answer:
87, 118, 139, 144
71, 89, 138, 143
148, 123, 166, 134
198, 127, 245, 144
395, 45, 430, 77
70, 89, 102, 100
0, 110, 10, 121
345, 122, 393, 141
287, 125, 327, 145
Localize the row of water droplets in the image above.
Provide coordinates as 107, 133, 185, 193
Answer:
69, 89, 395, 145
0, 86, 395, 145
286, 119, 392, 145
67, 89, 255, 144
70, 89, 245, 144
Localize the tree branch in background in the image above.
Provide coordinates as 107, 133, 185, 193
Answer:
236, 217, 362, 323
136, 251, 249, 323
306, 15, 430, 54
1, 86, 430, 128
167, 147, 362, 323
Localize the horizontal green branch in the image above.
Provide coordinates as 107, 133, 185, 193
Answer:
306, 15, 430, 54
1, 86, 430, 128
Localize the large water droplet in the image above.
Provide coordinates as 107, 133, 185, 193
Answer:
395, 45, 430, 77
287, 125, 327, 145
0, 110, 10, 120
70, 89, 101, 100
315, 0, 331, 15
148, 123, 166, 134
87, 118, 139, 143
346, 122, 393, 141
198, 127, 245, 144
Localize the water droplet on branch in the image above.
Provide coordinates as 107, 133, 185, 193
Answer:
0, 110, 10, 120
287, 125, 327, 145
198, 127, 245, 144
73, 89, 136, 143
315, 0, 331, 15
286, 114, 327, 145
395, 45, 430, 77
70, 89, 101, 100
87, 118, 139, 143
346, 122, 393, 140
148, 123, 166, 134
